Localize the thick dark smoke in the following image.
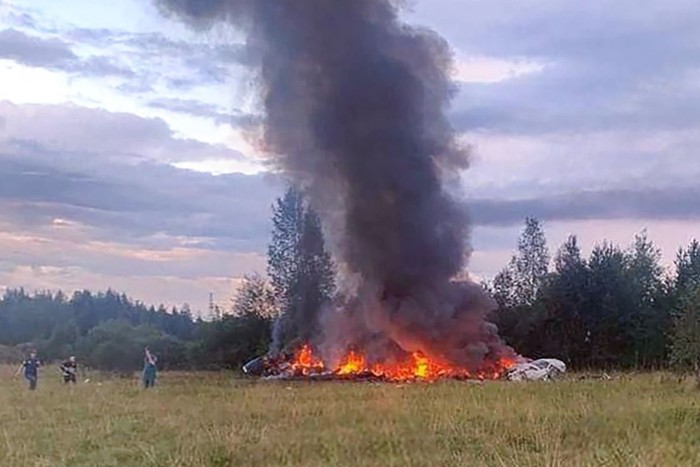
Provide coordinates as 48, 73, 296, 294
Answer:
157, 0, 514, 369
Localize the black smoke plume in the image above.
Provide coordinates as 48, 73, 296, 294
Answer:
156, 0, 514, 369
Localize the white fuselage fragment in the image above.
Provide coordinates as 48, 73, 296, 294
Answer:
507, 358, 566, 381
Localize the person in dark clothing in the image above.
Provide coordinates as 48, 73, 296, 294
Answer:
16, 351, 41, 390
59, 356, 78, 384
142, 347, 158, 389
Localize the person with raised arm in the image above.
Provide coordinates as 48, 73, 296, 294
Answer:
142, 347, 158, 389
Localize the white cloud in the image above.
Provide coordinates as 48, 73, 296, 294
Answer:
173, 157, 264, 176
453, 56, 546, 84
0, 60, 71, 104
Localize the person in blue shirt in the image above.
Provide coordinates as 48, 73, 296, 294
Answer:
143, 347, 158, 389
16, 351, 41, 390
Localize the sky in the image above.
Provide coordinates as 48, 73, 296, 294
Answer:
1, 0, 699, 314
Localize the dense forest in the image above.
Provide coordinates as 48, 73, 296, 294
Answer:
489, 219, 700, 371
1, 188, 699, 374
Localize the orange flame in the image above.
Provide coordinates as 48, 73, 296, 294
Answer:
288, 344, 516, 381
290, 344, 325, 375
337, 350, 367, 375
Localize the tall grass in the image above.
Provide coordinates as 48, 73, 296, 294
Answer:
1, 366, 698, 466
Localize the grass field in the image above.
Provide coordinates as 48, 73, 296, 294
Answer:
1, 366, 699, 467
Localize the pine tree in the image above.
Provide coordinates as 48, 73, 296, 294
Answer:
670, 285, 700, 381
676, 239, 700, 294
267, 187, 305, 301
491, 218, 549, 356
267, 186, 335, 352
299, 209, 336, 302
625, 231, 667, 366
494, 217, 550, 308
538, 235, 589, 365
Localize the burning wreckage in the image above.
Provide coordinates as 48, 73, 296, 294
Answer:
243, 346, 566, 382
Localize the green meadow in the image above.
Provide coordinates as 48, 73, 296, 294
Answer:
1, 367, 698, 466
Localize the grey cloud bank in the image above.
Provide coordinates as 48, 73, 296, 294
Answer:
1, 98, 699, 260
0, 102, 276, 252
0, 28, 134, 78
470, 189, 700, 226
438, 0, 700, 135
0, 101, 249, 164
147, 97, 254, 126
0, 28, 76, 67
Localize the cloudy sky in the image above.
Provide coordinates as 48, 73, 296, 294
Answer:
1, 0, 699, 313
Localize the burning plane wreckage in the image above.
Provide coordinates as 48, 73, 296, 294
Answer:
156, 0, 565, 382
242, 346, 565, 383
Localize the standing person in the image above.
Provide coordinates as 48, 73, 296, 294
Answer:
142, 347, 158, 389
16, 351, 41, 390
59, 356, 78, 384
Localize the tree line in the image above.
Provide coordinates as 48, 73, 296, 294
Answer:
0, 289, 196, 372
1, 187, 698, 374
489, 218, 700, 371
